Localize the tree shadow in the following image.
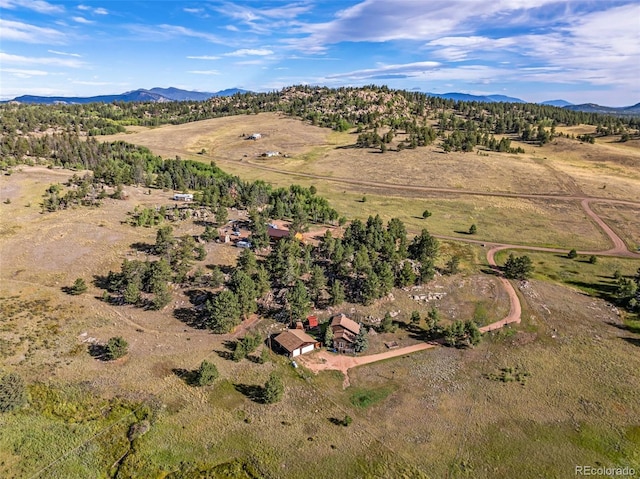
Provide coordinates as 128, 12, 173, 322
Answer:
88, 343, 108, 361
622, 337, 640, 348
454, 230, 473, 235
247, 355, 263, 364
193, 220, 214, 227
213, 340, 237, 360
184, 289, 210, 306
172, 368, 198, 386
214, 350, 234, 360
92, 273, 111, 290
566, 280, 618, 300
606, 321, 640, 335
328, 417, 344, 426
130, 241, 154, 253
174, 308, 207, 329
480, 266, 500, 276
234, 383, 265, 403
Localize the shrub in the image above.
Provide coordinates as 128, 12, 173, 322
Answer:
259, 347, 271, 364
468, 224, 477, 235
69, 278, 88, 295
232, 342, 247, 362
589, 255, 598, 264
105, 336, 128, 360
567, 249, 578, 259
262, 373, 284, 404
196, 360, 219, 386
0, 372, 26, 412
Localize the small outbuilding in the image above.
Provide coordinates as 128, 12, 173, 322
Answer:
273, 329, 319, 358
307, 315, 319, 330
268, 226, 290, 241
173, 193, 194, 202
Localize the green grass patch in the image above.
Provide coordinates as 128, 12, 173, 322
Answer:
349, 385, 396, 409
494, 250, 640, 299
0, 382, 150, 479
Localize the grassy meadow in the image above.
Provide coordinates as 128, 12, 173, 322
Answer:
1, 112, 639, 478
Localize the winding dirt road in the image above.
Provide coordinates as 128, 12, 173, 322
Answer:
298, 197, 637, 383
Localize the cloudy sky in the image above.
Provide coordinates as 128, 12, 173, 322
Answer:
1, 0, 638, 105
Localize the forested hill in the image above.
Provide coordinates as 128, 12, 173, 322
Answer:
1, 86, 638, 154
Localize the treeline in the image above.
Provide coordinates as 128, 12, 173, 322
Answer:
2, 131, 340, 228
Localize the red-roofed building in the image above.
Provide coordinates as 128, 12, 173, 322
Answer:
307, 315, 318, 329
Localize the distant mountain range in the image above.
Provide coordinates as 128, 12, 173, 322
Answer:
5, 87, 250, 105
562, 102, 640, 115
4, 87, 639, 116
425, 92, 527, 103
424, 92, 640, 115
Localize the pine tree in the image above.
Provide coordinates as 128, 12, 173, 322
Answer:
105, 336, 128, 360
69, 278, 87, 295
329, 279, 345, 306
354, 327, 368, 353
195, 360, 219, 386
286, 280, 311, 322
324, 323, 334, 348
262, 373, 284, 404
205, 290, 241, 333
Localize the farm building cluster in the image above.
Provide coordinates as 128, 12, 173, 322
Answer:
272, 313, 361, 357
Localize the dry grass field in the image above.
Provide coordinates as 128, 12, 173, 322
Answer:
589, 202, 640, 252
2, 112, 640, 478
103, 113, 640, 251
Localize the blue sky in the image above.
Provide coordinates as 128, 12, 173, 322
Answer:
1, 0, 638, 105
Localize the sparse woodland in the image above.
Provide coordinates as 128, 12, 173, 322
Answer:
1, 85, 639, 330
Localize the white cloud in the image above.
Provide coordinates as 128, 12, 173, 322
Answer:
184, 7, 204, 14
187, 55, 221, 60
0, 86, 67, 100
224, 48, 274, 57
326, 61, 441, 80
128, 24, 226, 44
72, 16, 95, 25
1, 68, 49, 78
71, 80, 124, 86
425, 36, 519, 61
48, 50, 81, 57
77, 4, 108, 15
0, 0, 64, 14
288, 0, 560, 52
215, 2, 313, 21
0, 19, 65, 44
0, 52, 84, 68
188, 70, 221, 75
235, 60, 265, 65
